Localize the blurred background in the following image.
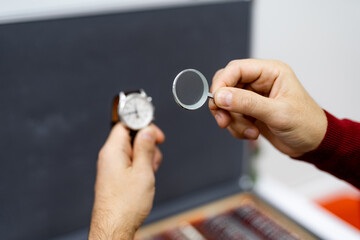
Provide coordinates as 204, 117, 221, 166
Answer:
252, 0, 360, 220
1, 0, 360, 239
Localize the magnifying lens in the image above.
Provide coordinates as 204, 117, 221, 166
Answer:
172, 69, 213, 110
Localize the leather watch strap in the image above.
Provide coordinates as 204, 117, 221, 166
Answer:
111, 94, 120, 128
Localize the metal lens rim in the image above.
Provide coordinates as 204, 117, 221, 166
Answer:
172, 69, 209, 110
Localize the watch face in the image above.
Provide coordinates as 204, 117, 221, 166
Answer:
120, 95, 154, 130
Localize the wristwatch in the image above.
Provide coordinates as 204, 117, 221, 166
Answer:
112, 89, 155, 138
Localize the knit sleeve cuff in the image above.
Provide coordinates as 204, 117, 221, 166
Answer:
293, 110, 341, 166
294, 110, 360, 188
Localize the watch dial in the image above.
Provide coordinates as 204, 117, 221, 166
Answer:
121, 96, 154, 130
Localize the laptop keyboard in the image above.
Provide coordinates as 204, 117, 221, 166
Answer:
142, 205, 299, 240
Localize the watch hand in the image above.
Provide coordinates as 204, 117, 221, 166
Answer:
135, 104, 140, 119
123, 111, 137, 116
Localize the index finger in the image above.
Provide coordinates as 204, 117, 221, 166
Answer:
98, 123, 132, 169
210, 59, 280, 94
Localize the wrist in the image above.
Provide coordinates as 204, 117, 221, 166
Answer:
89, 219, 136, 240
89, 205, 138, 240
290, 108, 328, 158
285, 107, 327, 158
304, 108, 328, 155
112, 224, 137, 240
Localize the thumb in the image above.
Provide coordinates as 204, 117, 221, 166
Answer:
132, 127, 156, 172
214, 87, 277, 122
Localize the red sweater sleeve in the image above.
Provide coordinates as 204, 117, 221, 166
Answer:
295, 110, 360, 189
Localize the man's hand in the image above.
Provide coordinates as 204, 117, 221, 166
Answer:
209, 59, 327, 157
89, 124, 165, 240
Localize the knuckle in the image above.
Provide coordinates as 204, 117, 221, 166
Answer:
113, 122, 127, 133
239, 94, 257, 114
211, 69, 225, 92
155, 148, 163, 161
147, 177, 155, 189
209, 100, 217, 110
227, 59, 239, 67
233, 132, 243, 139
227, 61, 239, 74
269, 59, 284, 66
97, 147, 109, 162
231, 131, 245, 139
228, 126, 245, 139
148, 173, 156, 185
279, 61, 291, 70
268, 66, 281, 81
272, 60, 292, 73
214, 68, 224, 78
97, 146, 116, 170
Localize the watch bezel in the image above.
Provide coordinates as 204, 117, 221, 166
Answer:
118, 90, 155, 131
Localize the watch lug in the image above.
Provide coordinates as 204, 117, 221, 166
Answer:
140, 89, 146, 97
119, 91, 126, 111
140, 89, 152, 102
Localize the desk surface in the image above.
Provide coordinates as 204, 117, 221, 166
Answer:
254, 176, 360, 240
136, 192, 317, 239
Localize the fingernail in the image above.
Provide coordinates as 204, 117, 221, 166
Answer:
217, 90, 232, 107
244, 128, 258, 139
140, 129, 155, 142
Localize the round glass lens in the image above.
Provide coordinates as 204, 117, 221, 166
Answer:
175, 70, 204, 105
173, 69, 210, 110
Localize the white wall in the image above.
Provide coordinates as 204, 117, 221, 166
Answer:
251, 0, 360, 198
